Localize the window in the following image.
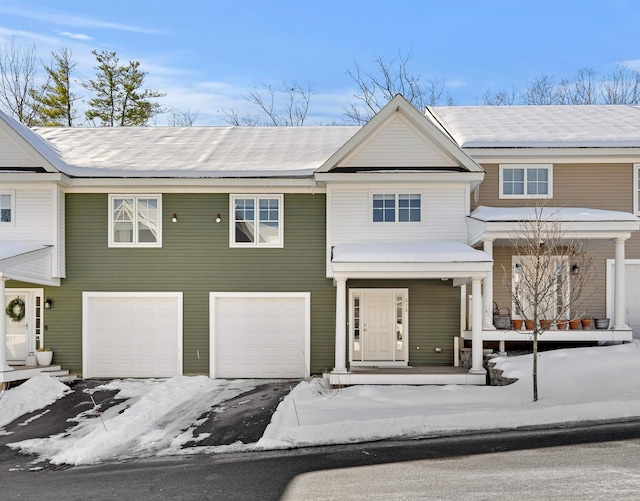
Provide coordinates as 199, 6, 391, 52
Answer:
512, 255, 570, 320
0, 191, 14, 224
109, 195, 162, 247
372, 193, 421, 223
231, 195, 283, 247
500, 164, 553, 199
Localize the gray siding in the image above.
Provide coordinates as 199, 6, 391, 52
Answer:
25, 192, 335, 376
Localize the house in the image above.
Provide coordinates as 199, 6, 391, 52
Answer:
1, 95, 639, 386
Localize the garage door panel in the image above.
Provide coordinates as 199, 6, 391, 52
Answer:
212, 294, 309, 379
84, 293, 182, 378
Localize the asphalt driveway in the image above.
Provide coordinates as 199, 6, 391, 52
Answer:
0, 378, 294, 468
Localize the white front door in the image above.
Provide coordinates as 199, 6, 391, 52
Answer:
350, 289, 408, 365
5, 289, 41, 362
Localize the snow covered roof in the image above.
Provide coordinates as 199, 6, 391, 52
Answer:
332, 241, 492, 263
470, 205, 640, 223
32, 126, 360, 178
427, 105, 640, 148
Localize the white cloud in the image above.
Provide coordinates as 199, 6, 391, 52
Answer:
58, 31, 92, 41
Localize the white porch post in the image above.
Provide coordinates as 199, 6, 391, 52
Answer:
470, 277, 486, 374
614, 237, 628, 330
483, 239, 495, 329
0, 275, 13, 372
334, 277, 348, 373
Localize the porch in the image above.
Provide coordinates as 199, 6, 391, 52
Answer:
467, 327, 634, 344
329, 365, 486, 386
0, 363, 71, 387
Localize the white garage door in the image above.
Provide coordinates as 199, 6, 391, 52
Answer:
210, 292, 310, 378
83, 292, 183, 378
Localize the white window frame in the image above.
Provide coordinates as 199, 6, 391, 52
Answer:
369, 191, 424, 225
0, 190, 15, 225
230, 194, 284, 248
499, 164, 553, 199
108, 194, 162, 248
634, 164, 640, 215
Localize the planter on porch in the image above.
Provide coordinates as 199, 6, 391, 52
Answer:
540, 319, 553, 330
595, 318, 610, 329
511, 319, 524, 330
581, 318, 594, 330
36, 349, 53, 366
557, 320, 569, 330
524, 319, 535, 330
569, 319, 582, 330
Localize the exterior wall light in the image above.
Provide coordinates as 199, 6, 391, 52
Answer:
216, 213, 221, 223
572, 264, 580, 275
44, 298, 53, 309
172, 214, 178, 223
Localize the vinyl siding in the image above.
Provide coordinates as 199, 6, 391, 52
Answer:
0, 133, 37, 168
0, 187, 56, 241
330, 184, 469, 245
348, 279, 460, 365
476, 162, 640, 320
340, 115, 458, 168
29, 192, 335, 376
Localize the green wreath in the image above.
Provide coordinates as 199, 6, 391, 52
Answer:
6, 297, 26, 322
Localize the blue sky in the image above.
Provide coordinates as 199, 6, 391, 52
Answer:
0, 0, 639, 125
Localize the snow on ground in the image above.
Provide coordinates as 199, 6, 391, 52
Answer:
2, 342, 640, 466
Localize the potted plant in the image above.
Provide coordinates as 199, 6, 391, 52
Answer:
524, 319, 535, 330
540, 319, 553, 330
36, 348, 53, 366
594, 318, 610, 329
569, 319, 582, 330
557, 319, 569, 330
581, 317, 594, 330
512, 319, 524, 330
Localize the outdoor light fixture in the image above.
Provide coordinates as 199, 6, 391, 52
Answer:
514, 263, 521, 274
172, 213, 178, 223
572, 263, 580, 275
44, 298, 53, 309
216, 213, 221, 223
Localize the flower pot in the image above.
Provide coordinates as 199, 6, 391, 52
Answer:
581, 319, 594, 330
595, 318, 610, 329
511, 319, 524, 330
36, 350, 53, 366
25, 353, 37, 366
557, 320, 569, 330
540, 319, 553, 330
524, 319, 535, 330
569, 319, 582, 330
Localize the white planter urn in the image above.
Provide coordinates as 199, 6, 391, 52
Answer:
36, 350, 53, 366
25, 353, 37, 367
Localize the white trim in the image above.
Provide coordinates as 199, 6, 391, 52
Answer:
349, 288, 409, 366
209, 292, 311, 379
634, 164, 640, 215
499, 164, 553, 199
5, 288, 43, 361
0, 190, 16, 226
82, 291, 183, 378
108, 194, 162, 248
229, 194, 284, 248
606, 258, 640, 325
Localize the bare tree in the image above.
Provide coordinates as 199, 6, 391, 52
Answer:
167, 107, 198, 126
0, 38, 40, 125
571, 67, 600, 104
509, 205, 593, 402
344, 51, 452, 124
222, 81, 313, 126
600, 63, 640, 105
482, 87, 518, 105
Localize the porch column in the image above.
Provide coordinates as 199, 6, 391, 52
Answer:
470, 277, 486, 374
334, 277, 348, 373
0, 276, 13, 371
614, 237, 628, 330
483, 239, 495, 329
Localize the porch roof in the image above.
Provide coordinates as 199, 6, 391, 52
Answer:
331, 241, 492, 279
0, 241, 53, 284
468, 206, 640, 245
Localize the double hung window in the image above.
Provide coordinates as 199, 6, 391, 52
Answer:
231, 195, 283, 247
372, 193, 421, 223
0, 191, 14, 224
109, 195, 162, 247
500, 164, 552, 198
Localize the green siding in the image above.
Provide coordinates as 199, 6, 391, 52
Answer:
348, 279, 460, 365
26, 192, 335, 376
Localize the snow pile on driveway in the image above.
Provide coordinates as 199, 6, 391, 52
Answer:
5, 377, 257, 465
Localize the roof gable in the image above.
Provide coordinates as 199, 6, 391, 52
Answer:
317, 94, 483, 173
0, 110, 64, 173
